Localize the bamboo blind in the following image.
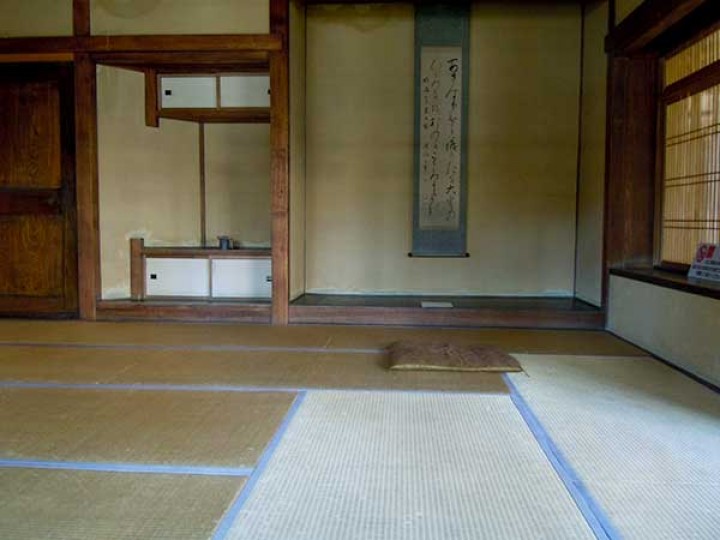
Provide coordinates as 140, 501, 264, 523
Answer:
665, 27, 720, 87
662, 85, 720, 264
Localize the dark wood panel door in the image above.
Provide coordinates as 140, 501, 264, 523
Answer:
0, 64, 77, 316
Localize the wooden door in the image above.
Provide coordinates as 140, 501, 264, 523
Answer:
0, 64, 77, 316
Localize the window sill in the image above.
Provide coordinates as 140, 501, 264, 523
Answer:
610, 267, 720, 301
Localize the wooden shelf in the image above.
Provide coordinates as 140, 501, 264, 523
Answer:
158, 107, 270, 124
141, 245, 271, 259
610, 267, 720, 300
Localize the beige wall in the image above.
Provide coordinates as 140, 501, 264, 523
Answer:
304, 2, 581, 295
98, 67, 200, 299
575, 1, 608, 307
616, 0, 644, 25
205, 124, 271, 248
0, 1, 73, 37
91, 0, 268, 35
290, 0, 307, 300
98, 67, 270, 298
608, 276, 720, 387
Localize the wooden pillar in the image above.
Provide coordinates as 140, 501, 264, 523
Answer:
129, 238, 145, 301
603, 53, 658, 304
270, 49, 290, 325
74, 53, 100, 319
270, 0, 290, 325
73, 0, 91, 37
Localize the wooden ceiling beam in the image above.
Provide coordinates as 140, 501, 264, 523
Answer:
606, 0, 713, 54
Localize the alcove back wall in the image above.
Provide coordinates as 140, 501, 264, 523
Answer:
97, 67, 271, 299
304, 2, 582, 296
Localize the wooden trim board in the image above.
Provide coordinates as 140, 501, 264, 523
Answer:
97, 301, 272, 323
288, 305, 605, 330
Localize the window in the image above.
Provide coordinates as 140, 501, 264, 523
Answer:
659, 27, 720, 267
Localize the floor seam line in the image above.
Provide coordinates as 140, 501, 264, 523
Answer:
0, 459, 253, 477
0, 342, 383, 354
0, 381, 508, 396
502, 373, 621, 540
211, 390, 308, 540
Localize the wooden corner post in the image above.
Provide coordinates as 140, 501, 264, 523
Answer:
75, 53, 101, 319
270, 0, 290, 325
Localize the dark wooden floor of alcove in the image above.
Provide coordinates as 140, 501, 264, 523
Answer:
292, 294, 599, 312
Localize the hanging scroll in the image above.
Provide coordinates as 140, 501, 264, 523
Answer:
412, 3, 470, 257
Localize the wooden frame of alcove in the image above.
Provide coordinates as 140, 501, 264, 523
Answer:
0, 0, 291, 323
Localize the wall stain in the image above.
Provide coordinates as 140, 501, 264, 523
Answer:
309, 4, 412, 33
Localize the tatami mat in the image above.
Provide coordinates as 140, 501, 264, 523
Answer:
509, 356, 720, 539
222, 391, 595, 540
0, 346, 507, 393
0, 469, 245, 540
0, 388, 294, 467
0, 320, 643, 356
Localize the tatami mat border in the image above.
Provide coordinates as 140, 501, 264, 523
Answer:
0, 381, 509, 396
503, 374, 620, 540
0, 459, 253, 477
0, 342, 382, 354
212, 391, 308, 540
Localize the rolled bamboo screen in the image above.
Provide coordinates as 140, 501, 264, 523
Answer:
662, 86, 720, 264
665, 27, 720, 87
662, 28, 720, 265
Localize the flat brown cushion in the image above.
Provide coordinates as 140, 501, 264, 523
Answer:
387, 341, 522, 372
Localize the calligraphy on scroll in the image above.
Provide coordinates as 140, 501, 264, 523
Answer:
418, 46, 463, 230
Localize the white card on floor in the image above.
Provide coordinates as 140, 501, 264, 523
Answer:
421, 301, 454, 309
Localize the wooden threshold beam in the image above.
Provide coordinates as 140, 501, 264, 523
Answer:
96, 300, 272, 323
288, 305, 605, 330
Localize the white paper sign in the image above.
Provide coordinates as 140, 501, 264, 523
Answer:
418, 46, 462, 230
688, 243, 720, 282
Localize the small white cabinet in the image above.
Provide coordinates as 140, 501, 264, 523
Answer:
220, 75, 271, 107
160, 76, 217, 109
145, 258, 210, 297
159, 74, 270, 110
142, 255, 271, 299
212, 259, 272, 298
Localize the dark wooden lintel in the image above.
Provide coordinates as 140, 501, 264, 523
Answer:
606, 0, 710, 54
0, 35, 283, 56
92, 51, 269, 71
